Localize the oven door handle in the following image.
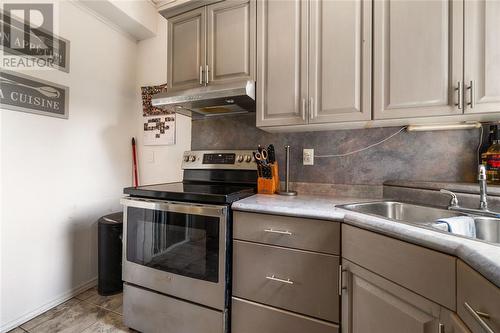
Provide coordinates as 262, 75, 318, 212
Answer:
120, 197, 227, 218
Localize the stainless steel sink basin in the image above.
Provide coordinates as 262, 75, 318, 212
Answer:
474, 217, 500, 243
339, 201, 464, 224
338, 201, 500, 244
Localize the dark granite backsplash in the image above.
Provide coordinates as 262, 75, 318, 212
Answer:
191, 114, 479, 185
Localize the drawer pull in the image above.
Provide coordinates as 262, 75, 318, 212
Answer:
265, 275, 294, 285
264, 228, 292, 235
464, 302, 496, 333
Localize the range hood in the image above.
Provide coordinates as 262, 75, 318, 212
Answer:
151, 80, 256, 119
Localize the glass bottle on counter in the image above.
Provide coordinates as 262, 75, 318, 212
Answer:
480, 125, 495, 166
485, 126, 500, 184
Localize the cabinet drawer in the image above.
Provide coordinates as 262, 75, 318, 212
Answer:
232, 297, 339, 333
123, 283, 222, 333
342, 225, 456, 310
457, 260, 500, 333
233, 211, 340, 255
233, 240, 339, 322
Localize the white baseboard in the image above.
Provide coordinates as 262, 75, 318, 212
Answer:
1, 277, 98, 333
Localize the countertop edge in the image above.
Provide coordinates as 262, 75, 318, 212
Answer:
231, 205, 346, 222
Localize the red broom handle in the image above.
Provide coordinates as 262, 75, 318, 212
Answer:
131, 138, 139, 187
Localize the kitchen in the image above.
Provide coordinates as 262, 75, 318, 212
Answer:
1, 0, 499, 333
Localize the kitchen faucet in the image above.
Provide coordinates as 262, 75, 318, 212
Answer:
440, 165, 500, 218
478, 164, 488, 210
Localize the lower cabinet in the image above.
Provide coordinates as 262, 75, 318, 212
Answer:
457, 260, 500, 333
231, 213, 496, 333
231, 211, 341, 332
441, 309, 473, 333
341, 259, 470, 333
232, 297, 339, 333
233, 240, 339, 322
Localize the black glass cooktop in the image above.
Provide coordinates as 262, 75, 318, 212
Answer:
124, 182, 256, 204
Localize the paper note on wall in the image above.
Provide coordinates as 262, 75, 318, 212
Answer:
143, 114, 176, 146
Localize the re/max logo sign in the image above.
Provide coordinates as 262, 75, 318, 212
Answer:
0, 3, 70, 72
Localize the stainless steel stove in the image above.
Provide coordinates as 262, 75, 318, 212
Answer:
121, 150, 256, 333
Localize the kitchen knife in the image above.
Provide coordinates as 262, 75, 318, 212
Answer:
267, 144, 276, 164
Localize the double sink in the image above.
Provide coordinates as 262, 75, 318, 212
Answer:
339, 201, 500, 244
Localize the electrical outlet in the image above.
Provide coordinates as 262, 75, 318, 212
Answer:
146, 151, 155, 163
303, 148, 314, 165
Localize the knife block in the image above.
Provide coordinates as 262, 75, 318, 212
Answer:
257, 163, 280, 194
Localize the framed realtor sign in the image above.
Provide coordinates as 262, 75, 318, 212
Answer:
0, 6, 71, 72
0, 70, 69, 119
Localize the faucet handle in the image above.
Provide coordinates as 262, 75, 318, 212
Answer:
440, 189, 459, 207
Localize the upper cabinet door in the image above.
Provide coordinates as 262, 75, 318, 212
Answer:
167, 7, 206, 91
464, 0, 500, 114
207, 0, 256, 85
256, 0, 308, 127
373, 0, 464, 119
309, 0, 372, 124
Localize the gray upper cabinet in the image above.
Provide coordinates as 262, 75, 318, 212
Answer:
167, 0, 255, 90
256, 0, 308, 127
257, 0, 371, 127
464, 0, 500, 114
309, 0, 372, 124
167, 7, 206, 91
207, 0, 255, 85
373, 0, 464, 119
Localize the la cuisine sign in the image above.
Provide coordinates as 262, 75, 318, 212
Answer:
0, 70, 69, 118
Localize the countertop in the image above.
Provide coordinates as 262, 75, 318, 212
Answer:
232, 194, 500, 288
231, 194, 373, 221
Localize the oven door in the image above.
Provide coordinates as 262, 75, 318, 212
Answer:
121, 197, 228, 310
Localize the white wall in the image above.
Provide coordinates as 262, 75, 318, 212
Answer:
1, 5, 192, 331
136, 14, 192, 185
0, 2, 140, 331
78, 0, 158, 40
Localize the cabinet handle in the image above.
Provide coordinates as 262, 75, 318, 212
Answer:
266, 274, 294, 285
464, 302, 495, 333
455, 81, 463, 109
338, 265, 343, 296
309, 98, 314, 120
205, 65, 209, 86
264, 228, 292, 235
467, 80, 475, 109
301, 98, 306, 120
199, 66, 203, 85
340, 266, 348, 296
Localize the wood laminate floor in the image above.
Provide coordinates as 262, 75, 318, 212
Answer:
8, 287, 131, 333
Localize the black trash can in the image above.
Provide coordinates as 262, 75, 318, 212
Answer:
98, 212, 123, 296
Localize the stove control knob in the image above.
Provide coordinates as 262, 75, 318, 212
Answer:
237, 155, 244, 163
184, 156, 190, 162
190, 155, 197, 162
245, 155, 252, 163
